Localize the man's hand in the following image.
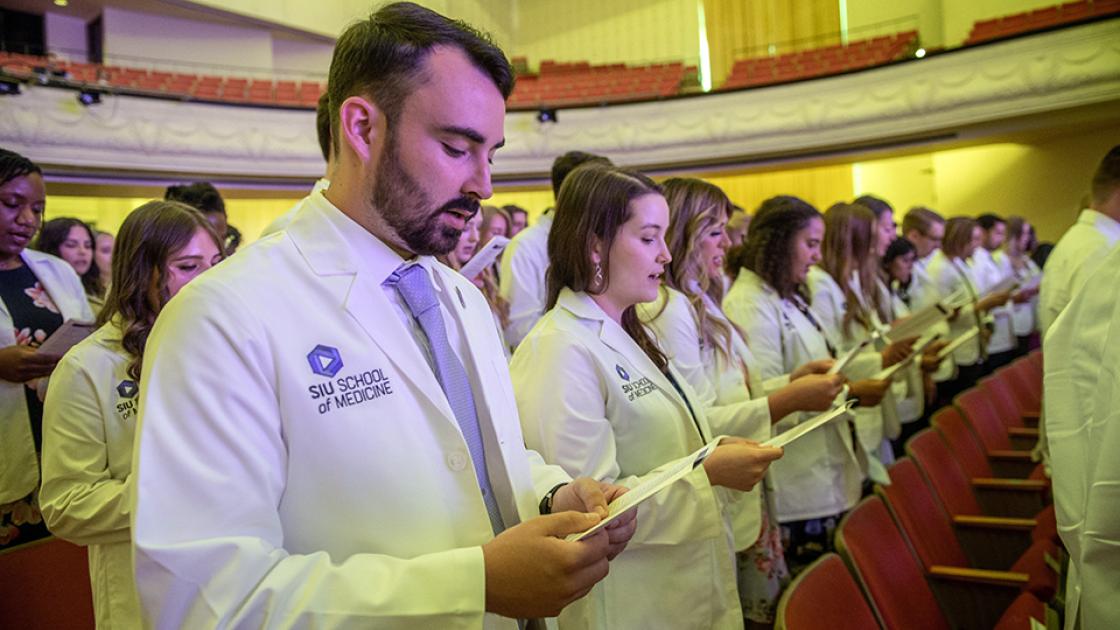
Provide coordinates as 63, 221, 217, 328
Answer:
0, 345, 61, 383
791, 359, 834, 380
920, 340, 948, 373
483, 512, 611, 618
552, 478, 637, 560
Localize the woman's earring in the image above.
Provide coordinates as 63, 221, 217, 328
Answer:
593, 262, 603, 288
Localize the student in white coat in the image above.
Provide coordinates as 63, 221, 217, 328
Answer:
996, 217, 1042, 356
1043, 244, 1120, 630
1039, 145, 1120, 335
260, 93, 335, 238
926, 217, 1011, 403
901, 206, 957, 392
807, 203, 910, 477
973, 214, 1017, 372
639, 178, 843, 623
0, 149, 94, 549
39, 201, 223, 628
499, 151, 611, 349
131, 5, 636, 628
722, 196, 868, 573
511, 165, 784, 630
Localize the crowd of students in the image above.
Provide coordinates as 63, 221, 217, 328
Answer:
1, 2, 1117, 629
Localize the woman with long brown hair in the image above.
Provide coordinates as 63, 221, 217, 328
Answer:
639, 178, 843, 624
511, 164, 783, 629
39, 200, 222, 629
808, 203, 915, 476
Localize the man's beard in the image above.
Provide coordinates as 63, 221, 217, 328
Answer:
371, 136, 480, 256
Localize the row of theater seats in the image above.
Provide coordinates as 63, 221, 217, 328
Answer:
776, 351, 1058, 629
966, 0, 1120, 45
0, 51, 325, 108
507, 60, 690, 108
720, 31, 918, 91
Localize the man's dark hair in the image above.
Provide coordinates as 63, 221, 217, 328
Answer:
550, 151, 612, 198
1091, 145, 1120, 204
316, 93, 332, 162
327, 2, 513, 141
976, 213, 1004, 230
0, 148, 41, 187
165, 182, 226, 216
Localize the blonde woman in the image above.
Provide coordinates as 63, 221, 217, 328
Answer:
639, 178, 842, 623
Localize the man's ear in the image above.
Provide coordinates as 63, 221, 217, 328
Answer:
337, 95, 386, 164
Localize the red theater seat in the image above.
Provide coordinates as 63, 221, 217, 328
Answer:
0, 537, 95, 629
774, 554, 878, 630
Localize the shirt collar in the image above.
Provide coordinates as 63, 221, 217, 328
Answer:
309, 192, 442, 292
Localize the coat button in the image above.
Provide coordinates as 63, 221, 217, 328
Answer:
447, 451, 468, 472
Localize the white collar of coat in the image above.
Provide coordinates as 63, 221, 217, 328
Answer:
1079, 208, 1120, 239
286, 189, 441, 290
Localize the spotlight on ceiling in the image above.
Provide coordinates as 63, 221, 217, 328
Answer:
0, 80, 21, 96
537, 108, 558, 124
77, 89, 102, 106
914, 48, 927, 59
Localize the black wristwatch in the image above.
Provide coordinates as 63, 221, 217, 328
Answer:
539, 483, 567, 515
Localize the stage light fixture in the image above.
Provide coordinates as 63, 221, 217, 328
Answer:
0, 80, 21, 96
915, 48, 927, 59
537, 108, 558, 124
77, 89, 102, 106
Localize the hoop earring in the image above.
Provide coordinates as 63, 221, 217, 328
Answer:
593, 262, 603, 289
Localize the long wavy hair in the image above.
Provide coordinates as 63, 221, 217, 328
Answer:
546, 164, 668, 372
820, 202, 889, 338
654, 177, 736, 362
97, 201, 222, 382
734, 195, 821, 301
34, 217, 105, 299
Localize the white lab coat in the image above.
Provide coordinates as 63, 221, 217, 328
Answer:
132, 193, 570, 629
40, 322, 141, 629
926, 251, 986, 367
909, 254, 956, 383
1043, 244, 1120, 630
499, 213, 551, 349
259, 177, 330, 238
723, 270, 864, 522
639, 286, 781, 552
993, 252, 1041, 338
1039, 208, 1120, 334
511, 289, 743, 630
0, 249, 93, 504
878, 279, 925, 426
970, 247, 1015, 354
805, 268, 899, 457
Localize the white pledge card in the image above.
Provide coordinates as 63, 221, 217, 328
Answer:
827, 338, 872, 376
566, 438, 721, 542
762, 401, 856, 449
37, 319, 96, 356
458, 235, 509, 281
937, 328, 979, 360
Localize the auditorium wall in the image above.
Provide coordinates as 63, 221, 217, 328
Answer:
44, 12, 88, 60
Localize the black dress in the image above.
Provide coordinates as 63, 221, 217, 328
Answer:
0, 262, 64, 548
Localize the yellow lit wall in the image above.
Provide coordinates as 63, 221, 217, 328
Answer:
701, 163, 855, 214
852, 120, 1120, 242
515, 0, 700, 67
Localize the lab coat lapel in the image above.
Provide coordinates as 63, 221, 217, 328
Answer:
24, 251, 88, 322
559, 289, 696, 428
285, 195, 458, 427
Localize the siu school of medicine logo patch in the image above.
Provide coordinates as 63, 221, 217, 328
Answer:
307, 345, 344, 378
116, 379, 139, 399
615, 364, 630, 381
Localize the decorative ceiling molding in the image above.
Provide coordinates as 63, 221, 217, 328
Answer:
2, 20, 1117, 181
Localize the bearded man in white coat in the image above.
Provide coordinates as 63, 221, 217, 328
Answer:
1043, 244, 1120, 630
131, 4, 636, 628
